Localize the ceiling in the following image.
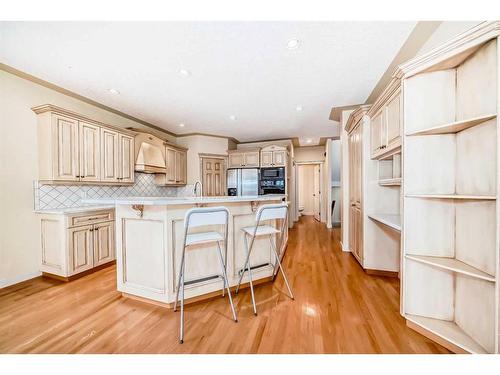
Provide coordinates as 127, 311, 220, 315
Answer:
0, 22, 416, 144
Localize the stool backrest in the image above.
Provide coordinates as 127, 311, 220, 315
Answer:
184, 206, 229, 229
256, 203, 288, 223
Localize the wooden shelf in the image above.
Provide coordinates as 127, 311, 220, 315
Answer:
406, 314, 489, 354
406, 194, 496, 200
368, 213, 401, 232
406, 113, 497, 136
378, 178, 401, 186
405, 254, 495, 282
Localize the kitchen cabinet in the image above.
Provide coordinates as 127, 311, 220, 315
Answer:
369, 90, 402, 159
260, 145, 288, 167
37, 208, 115, 280
154, 144, 187, 186
33, 104, 135, 185
228, 149, 260, 168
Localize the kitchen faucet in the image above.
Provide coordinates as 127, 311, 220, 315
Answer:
193, 181, 203, 197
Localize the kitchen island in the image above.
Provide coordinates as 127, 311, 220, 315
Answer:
82, 195, 288, 306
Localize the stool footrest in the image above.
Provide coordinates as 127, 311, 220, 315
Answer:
184, 274, 222, 286
237, 262, 271, 275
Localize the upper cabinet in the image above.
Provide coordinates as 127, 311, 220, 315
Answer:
260, 145, 288, 167
228, 149, 260, 168
368, 80, 402, 159
33, 105, 136, 185
154, 144, 187, 186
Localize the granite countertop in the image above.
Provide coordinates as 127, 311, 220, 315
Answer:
81, 194, 287, 206
34, 205, 116, 214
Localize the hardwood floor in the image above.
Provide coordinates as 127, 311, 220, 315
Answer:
0, 216, 449, 354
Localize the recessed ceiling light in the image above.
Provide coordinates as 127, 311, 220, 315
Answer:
108, 88, 120, 95
296, 105, 303, 112
179, 123, 185, 128
229, 115, 237, 121
306, 138, 312, 143
179, 69, 191, 77
287, 38, 300, 50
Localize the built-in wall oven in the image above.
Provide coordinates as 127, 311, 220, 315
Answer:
259, 167, 285, 195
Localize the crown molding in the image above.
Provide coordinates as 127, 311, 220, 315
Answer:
31, 104, 137, 136
345, 104, 371, 133
394, 21, 500, 79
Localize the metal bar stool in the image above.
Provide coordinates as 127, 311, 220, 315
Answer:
235, 203, 294, 315
173, 206, 237, 343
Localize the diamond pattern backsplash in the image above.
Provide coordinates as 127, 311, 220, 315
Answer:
34, 173, 196, 210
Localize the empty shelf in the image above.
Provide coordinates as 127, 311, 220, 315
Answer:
405, 255, 495, 282
406, 194, 496, 200
368, 214, 401, 231
406, 113, 497, 136
378, 178, 401, 186
406, 314, 489, 354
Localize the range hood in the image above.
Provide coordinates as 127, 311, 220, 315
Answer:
135, 134, 166, 174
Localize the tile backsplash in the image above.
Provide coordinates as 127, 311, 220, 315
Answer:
34, 173, 195, 210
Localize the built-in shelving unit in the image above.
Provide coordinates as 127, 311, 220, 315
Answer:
400, 25, 499, 354
406, 113, 497, 136
368, 213, 401, 232
379, 178, 401, 186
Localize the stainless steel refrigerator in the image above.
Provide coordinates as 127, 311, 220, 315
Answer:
227, 168, 259, 196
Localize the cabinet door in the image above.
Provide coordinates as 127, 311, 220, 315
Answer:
174, 150, 187, 184
68, 225, 94, 275
165, 147, 177, 183
101, 128, 119, 182
52, 114, 79, 181
228, 153, 244, 168
244, 152, 260, 167
370, 111, 383, 158
119, 134, 134, 183
93, 221, 115, 267
273, 150, 286, 166
260, 151, 273, 167
385, 92, 402, 150
79, 122, 101, 182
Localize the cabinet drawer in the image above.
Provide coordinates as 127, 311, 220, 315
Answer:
68, 210, 115, 227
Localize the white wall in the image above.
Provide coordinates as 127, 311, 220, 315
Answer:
329, 139, 341, 225
0, 70, 176, 288
176, 135, 229, 184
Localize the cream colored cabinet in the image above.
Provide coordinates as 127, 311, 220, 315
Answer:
101, 128, 120, 182
259, 145, 288, 167
68, 224, 94, 275
369, 89, 402, 159
93, 221, 115, 267
155, 145, 187, 186
52, 114, 79, 181
385, 91, 402, 150
228, 149, 260, 168
79, 121, 101, 182
33, 104, 135, 185
119, 134, 135, 183
38, 209, 115, 279
243, 151, 260, 167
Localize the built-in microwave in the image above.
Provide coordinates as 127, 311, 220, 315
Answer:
259, 167, 285, 195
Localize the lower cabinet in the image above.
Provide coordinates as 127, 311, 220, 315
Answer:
38, 209, 115, 279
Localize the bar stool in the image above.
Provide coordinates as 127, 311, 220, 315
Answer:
173, 206, 237, 343
235, 203, 294, 315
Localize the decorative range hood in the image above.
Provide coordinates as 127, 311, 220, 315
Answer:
134, 133, 166, 174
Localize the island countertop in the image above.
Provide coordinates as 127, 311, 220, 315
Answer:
82, 194, 286, 206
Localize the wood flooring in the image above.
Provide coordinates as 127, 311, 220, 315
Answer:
0, 216, 449, 353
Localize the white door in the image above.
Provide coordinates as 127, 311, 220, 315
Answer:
313, 165, 321, 221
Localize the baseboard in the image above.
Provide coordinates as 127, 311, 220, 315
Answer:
340, 241, 351, 252
0, 271, 42, 289
365, 269, 399, 278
